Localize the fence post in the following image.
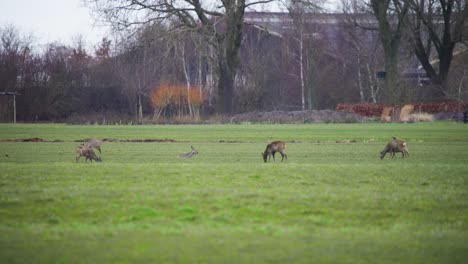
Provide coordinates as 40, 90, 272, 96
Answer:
13, 94, 16, 124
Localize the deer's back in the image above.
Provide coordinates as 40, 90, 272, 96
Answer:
267, 141, 286, 151
86, 138, 101, 147
387, 139, 407, 151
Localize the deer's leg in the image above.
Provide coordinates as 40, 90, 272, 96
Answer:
272, 151, 276, 162
281, 151, 287, 161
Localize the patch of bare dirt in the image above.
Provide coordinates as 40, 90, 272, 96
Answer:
218, 140, 244, 143
0, 138, 63, 142
335, 140, 357, 143
0, 138, 179, 143
75, 138, 178, 143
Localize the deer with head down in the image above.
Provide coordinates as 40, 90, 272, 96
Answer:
76, 144, 102, 162
380, 136, 409, 159
85, 138, 102, 154
261, 141, 287, 162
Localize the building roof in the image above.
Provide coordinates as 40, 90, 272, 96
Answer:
243, 12, 377, 36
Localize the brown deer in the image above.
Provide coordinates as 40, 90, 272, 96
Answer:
380, 136, 409, 159
178, 146, 199, 158
261, 141, 287, 162
76, 144, 102, 162
85, 138, 102, 154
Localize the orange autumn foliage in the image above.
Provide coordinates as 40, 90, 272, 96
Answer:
150, 84, 204, 118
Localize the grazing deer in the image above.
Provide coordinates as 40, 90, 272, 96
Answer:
380, 136, 409, 159
262, 141, 287, 162
178, 146, 199, 158
76, 144, 102, 162
85, 138, 102, 154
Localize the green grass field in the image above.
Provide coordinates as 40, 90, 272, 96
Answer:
0, 122, 467, 263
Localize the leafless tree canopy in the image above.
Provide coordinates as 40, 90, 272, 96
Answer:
0, 1, 467, 122
86, 0, 276, 113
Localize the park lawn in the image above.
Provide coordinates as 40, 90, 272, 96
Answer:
0, 122, 467, 263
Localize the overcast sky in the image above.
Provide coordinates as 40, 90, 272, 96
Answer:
0, 0, 340, 50
0, 0, 108, 48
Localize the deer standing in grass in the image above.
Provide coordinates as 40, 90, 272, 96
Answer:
380, 136, 409, 159
179, 146, 199, 158
85, 138, 102, 154
262, 141, 287, 162
76, 144, 102, 162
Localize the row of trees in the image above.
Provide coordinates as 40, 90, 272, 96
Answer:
350, 0, 468, 102
86, 0, 468, 110
1, 0, 467, 122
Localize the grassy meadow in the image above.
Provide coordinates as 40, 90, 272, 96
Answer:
0, 122, 467, 263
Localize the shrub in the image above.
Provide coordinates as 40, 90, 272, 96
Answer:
336, 103, 394, 117
150, 84, 204, 120
337, 100, 467, 117
399, 104, 415, 122
381, 107, 393, 122
408, 113, 434, 122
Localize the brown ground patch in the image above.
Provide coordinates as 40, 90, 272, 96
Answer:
0, 138, 63, 142
218, 140, 243, 143
0, 138, 178, 143
75, 138, 178, 143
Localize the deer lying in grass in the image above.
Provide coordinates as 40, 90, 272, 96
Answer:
380, 136, 409, 159
179, 146, 199, 158
76, 144, 102, 162
262, 141, 287, 162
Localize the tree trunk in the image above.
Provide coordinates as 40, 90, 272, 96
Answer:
180, 45, 193, 117
217, 58, 234, 114
370, 0, 408, 104
215, 1, 245, 114
384, 46, 400, 103
357, 56, 365, 102
367, 63, 380, 103
298, 34, 306, 110
411, 27, 454, 99
306, 51, 316, 110
137, 93, 143, 124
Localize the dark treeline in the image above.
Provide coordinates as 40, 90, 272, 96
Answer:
1, 3, 467, 122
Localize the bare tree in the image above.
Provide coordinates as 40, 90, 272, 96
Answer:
283, 0, 323, 110
114, 39, 161, 123
369, 0, 410, 103
406, 0, 468, 98
341, 0, 384, 103
85, 0, 275, 114
341, 0, 409, 103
